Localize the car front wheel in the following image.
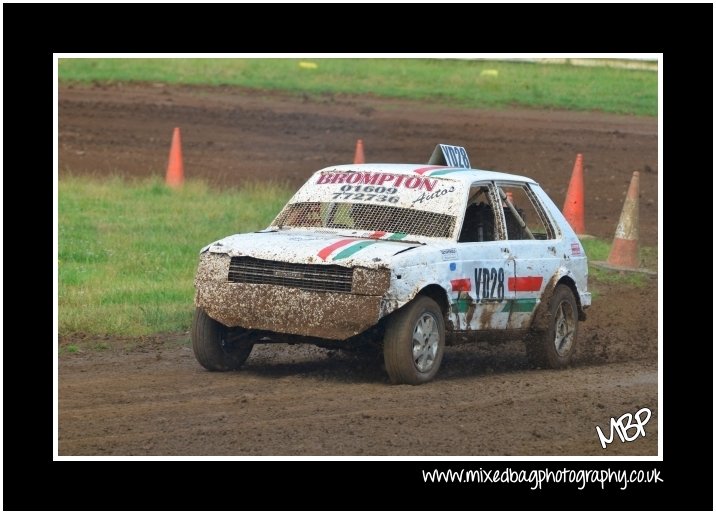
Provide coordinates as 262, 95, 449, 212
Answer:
191, 308, 254, 371
383, 296, 445, 385
526, 284, 579, 368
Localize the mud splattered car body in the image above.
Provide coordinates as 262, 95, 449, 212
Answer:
193, 145, 591, 384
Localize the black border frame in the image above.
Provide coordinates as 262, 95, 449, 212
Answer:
3, 3, 712, 511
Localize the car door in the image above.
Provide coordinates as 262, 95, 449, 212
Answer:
494, 182, 561, 330
452, 182, 515, 331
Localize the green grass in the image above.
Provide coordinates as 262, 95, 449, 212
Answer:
59, 176, 292, 336
59, 178, 656, 337
581, 237, 657, 288
58, 58, 657, 116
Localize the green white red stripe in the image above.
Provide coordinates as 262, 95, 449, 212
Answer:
425, 167, 467, 177
317, 239, 356, 261
318, 232, 408, 261
413, 165, 447, 175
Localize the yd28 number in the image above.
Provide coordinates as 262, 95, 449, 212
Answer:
474, 267, 505, 301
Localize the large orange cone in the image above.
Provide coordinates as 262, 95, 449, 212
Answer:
562, 153, 585, 234
606, 171, 640, 269
165, 127, 184, 188
353, 139, 365, 164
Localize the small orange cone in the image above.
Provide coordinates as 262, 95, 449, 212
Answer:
165, 127, 184, 188
353, 139, 365, 164
606, 171, 640, 269
562, 153, 585, 234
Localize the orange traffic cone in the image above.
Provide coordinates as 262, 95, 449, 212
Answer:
165, 127, 184, 188
562, 154, 585, 234
353, 139, 365, 164
606, 171, 640, 269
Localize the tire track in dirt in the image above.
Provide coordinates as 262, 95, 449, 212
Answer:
59, 280, 658, 456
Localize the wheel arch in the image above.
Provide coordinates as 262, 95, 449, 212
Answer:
416, 284, 451, 319
556, 275, 586, 321
379, 283, 451, 331
530, 272, 586, 332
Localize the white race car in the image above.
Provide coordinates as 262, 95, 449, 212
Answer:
192, 145, 591, 384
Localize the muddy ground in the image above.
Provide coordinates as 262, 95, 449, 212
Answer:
59, 83, 658, 245
58, 84, 659, 456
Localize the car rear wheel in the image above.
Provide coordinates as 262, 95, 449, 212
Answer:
383, 296, 445, 385
526, 284, 578, 368
192, 308, 254, 371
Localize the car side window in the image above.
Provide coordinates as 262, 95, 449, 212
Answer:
458, 186, 498, 243
496, 183, 556, 240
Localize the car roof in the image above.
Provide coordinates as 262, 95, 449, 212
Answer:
316, 163, 539, 186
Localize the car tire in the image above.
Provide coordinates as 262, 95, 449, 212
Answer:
192, 308, 253, 371
526, 284, 579, 369
383, 296, 445, 385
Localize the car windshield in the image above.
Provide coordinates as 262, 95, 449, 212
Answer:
273, 202, 456, 239
268, 170, 466, 240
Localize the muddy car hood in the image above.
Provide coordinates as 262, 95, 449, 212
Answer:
203, 230, 422, 268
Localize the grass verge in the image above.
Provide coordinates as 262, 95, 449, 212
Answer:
59, 176, 656, 337
58, 58, 657, 116
59, 176, 291, 336
581, 237, 657, 289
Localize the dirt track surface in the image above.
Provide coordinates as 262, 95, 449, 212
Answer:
58, 84, 659, 456
59, 279, 657, 456
59, 83, 658, 245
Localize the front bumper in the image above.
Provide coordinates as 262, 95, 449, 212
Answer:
194, 253, 388, 340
